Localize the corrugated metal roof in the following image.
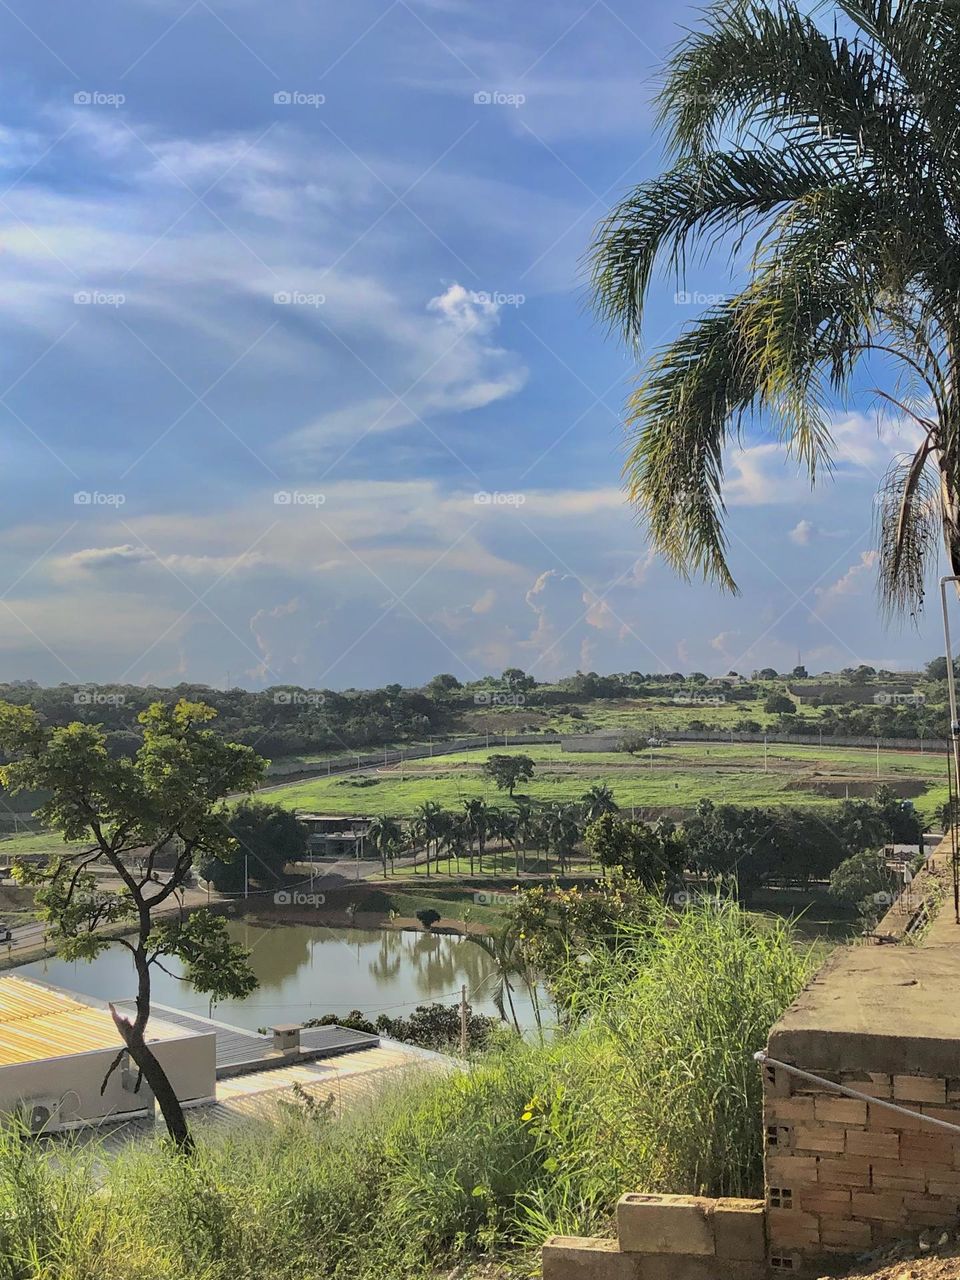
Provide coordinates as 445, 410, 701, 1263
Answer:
0, 976, 182, 1067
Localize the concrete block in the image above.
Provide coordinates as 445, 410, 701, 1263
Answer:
814, 1097, 867, 1126
797, 1186, 850, 1215
616, 1194, 716, 1257
814, 1156, 871, 1188
893, 1075, 946, 1104
542, 1236, 638, 1280
765, 1096, 814, 1122
849, 1190, 907, 1223
900, 1132, 955, 1166
636, 1261, 765, 1280
819, 1216, 872, 1250
792, 1125, 845, 1154
765, 1154, 817, 1184
844, 1129, 900, 1159
766, 1207, 820, 1249
713, 1199, 765, 1261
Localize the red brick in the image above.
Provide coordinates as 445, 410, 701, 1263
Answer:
893, 1076, 946, 1104
845, 1130, 899, 1159
927, 1173, 960, 1196
815, 1097, 868, 1126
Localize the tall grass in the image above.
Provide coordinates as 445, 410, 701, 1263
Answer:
0, 898, 818, 1280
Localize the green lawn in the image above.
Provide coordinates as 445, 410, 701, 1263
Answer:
263, 740, 948, 819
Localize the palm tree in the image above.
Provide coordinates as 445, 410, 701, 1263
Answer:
591, 0, 960, 611
366, 814, 402, 878
544, 803, 581, 875
463, 797, 491, 874
581, 784, 619, 824
412, 801, 444, 878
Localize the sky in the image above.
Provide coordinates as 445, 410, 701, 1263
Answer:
0, 0, 946, 690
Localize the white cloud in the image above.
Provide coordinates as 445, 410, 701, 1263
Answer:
789, 519, 814, 546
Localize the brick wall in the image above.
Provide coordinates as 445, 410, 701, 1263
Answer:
763, 1060, 960, 1268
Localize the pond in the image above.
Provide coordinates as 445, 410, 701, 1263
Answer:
16, 919, 541, 1032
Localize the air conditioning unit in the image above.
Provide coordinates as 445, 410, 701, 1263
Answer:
21, 1097, 64, 1133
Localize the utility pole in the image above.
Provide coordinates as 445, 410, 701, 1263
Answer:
764, 736, 768, 772
459, 984, 468, 1057
244, 851, 249, 899
876, 740, 880, 779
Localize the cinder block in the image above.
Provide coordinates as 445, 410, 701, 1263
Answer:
792, 1125, 845, 1154
814, 1097, 867, 1126
918, 1105, 960, 1127
634, 1258, 765, 1280
765, 1154, 817, 1184
893, 1075, 946, 1104
819, 1217, 872, 1250
542, 1236, 639, 1280
815, 1156, 871, 1188
871, 1102, 924, 1132
713, 1199, 765, 1261
617, 1195, 715, 1257
765, 1096, 814, 1122
850, 1190, 907, 1223
844, 1129, 899, 1159
766, 1207, 820, 1249
797, 1186, 851, 1216
871, 1170, 926, 1193
900, 1132, 956, 1167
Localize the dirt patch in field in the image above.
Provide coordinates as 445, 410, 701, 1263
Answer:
0, 883, 34, 917
819, 1232, 960, 1279
787, 777, 928, 799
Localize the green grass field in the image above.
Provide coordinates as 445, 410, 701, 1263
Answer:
262, 740, 950, 821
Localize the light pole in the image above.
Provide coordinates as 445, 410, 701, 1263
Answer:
244, 851, 249, 900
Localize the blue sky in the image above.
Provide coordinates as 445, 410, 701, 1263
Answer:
0, 0, 944, 689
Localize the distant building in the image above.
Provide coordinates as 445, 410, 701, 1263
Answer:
298, 813, 372, 857
705, 675, 747, 688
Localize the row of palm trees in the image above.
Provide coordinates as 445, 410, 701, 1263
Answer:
364, 785, 620, 878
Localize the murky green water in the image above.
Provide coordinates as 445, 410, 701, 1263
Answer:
17, 920, 538, 1032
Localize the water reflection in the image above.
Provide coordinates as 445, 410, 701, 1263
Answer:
16, 921, 538, 1032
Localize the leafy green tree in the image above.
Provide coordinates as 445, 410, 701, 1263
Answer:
590, 0, 960, 606
829, 848, 900, 923
617, 731, 646, 756
584, 813, 686, 894
463, 797, 492, 873
198, 799, 305, 892
425, 673, 462, 698
764, 693, 796, 715
501, 668, 535, 694
416, 908, 441, 931
482, 753, 535, 797
0, 698, 264, 1149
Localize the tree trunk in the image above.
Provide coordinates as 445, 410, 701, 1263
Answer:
109, 1003, 193, 1152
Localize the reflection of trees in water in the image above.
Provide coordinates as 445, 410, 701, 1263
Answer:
227, 922, 314, 991
404, 931, 494, 998
367, 930, 402, 985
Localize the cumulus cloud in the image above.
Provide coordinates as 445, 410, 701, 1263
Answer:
815, 550, 879, 611
789, 519, 814, 546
